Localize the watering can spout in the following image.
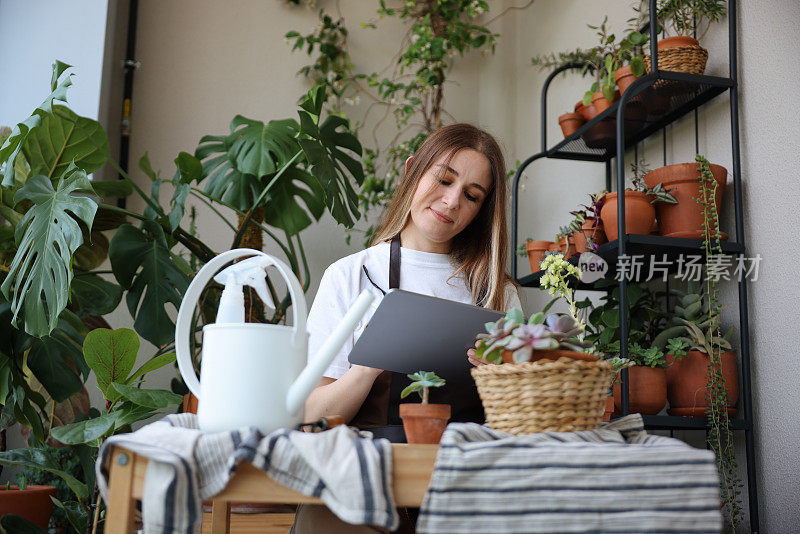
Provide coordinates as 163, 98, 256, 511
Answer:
286, 291, 375, 416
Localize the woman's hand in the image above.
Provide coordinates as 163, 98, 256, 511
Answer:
467, 347, 491, 366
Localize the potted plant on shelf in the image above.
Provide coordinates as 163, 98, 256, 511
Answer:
604, 341, 668, 415
554, 225, 577, 258
600, 159, 677, 241
398, 371, 449, 444
517, 238, 554, 274
644, 154, 728, 239
571, 191, 607, 253
647, 0, 727, 76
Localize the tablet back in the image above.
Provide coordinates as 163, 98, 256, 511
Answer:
348, 289, 504, 384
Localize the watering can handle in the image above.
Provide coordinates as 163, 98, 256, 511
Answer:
174, 249, 307, 398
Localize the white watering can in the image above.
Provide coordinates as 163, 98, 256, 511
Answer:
175, 248, 374, 434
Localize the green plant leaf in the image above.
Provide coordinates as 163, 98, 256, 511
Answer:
0, 447, 89, 500
602, 84, 615, 103
82, 328, 139, 402
22, 105, 109, 179
127, 352, 176, 383
51, 498, 88, 534
261, 166, 326, 235
50, 411, 116, 445
0, 165, 97, 337
73, 230, 109, 271
26, 336, 83, 403
69, 272, 123, 317
0, 513, 49, 534
601, 310, 620, 328
629, 56, 645, 77
108, 222, 190, 346
0, 61, 73, 186
111, 383, 183, 409
90, 180, 134, 198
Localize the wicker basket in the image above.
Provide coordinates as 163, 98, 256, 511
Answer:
644, 44, 708, 76
471, 357, 613, 435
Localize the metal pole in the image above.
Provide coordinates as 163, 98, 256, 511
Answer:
118, 0, 139, 209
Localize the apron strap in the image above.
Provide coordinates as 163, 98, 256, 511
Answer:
389, 234, 401, 290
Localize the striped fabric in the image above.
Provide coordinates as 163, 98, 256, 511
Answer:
417, 415, 721, 534
96, 414, 399, 534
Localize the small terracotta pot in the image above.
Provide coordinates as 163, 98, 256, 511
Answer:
525, 240, 553, 273
502, 349, 599, 365
399, 403, 451, 444
599, 191, 657, 242
591, 91, 615, 114
575, 100, 597, 121
558, 112, 586, 138
547, 242, 560, 253
602, 396, 615, 421
665, 350, 738, 417
556, 235, 576, 257
614, 65, 638, 95
644, 162, 728, 239
0, 485, 57, 529
612, 366, 667, 415
573, 220, 606, 253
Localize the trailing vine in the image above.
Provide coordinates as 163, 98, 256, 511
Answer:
696, 154, 744, 529
284, 1, 534, 244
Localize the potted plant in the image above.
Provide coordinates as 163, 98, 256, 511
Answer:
0, 480, 57, 530
603, 341, 668, 415
517, 238, 554, 274
571, 191, 607, 253
558, 112, 586, 138
554, 225, 577, 258
398, 371, 449, 444
600, 159, 677, 241
646, 0, 727, 76
644, 154, 728, 239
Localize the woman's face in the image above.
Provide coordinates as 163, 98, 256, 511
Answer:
403, 148, 493, 253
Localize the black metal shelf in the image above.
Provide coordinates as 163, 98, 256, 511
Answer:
638, 414, 751, 431
510, 1, 758, 527
518, 234, 744, 288
547, 72, 733, 162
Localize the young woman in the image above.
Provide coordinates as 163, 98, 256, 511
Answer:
292, 123, 521, 533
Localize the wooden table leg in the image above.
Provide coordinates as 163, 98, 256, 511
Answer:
104, 448, 137, 534
210, 500, 231, 534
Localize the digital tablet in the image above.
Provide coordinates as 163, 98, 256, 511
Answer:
347, 289, 504, 384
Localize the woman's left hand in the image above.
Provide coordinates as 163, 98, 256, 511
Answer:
467, 348, 490, 366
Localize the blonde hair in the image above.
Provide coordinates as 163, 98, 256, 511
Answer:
370, 123, 516, 311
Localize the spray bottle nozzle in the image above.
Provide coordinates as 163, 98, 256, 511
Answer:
213, 256, 275, 323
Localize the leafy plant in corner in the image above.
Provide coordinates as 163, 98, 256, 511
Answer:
656, 0, 727, 40
630, 158, 677, 204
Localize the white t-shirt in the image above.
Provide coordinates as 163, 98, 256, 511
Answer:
306, 241, 522, 379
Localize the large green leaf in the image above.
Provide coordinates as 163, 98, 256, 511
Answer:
261, 166, 325, 234
82, 328, 138, 403
167, 152, 201, 231
0, 514, 50, 533
27, 336, 83, 403
0, 165, 97, 337
112, 383, 183, 409
128, 352, 176, 383
22, 105, 109, 179
70, 272, 123, 318
108, 222, 189, 346
0, 61, 73, 187
73, 230, 109, 271
49, 411, 116, 445
0, 447, 89, 500
51, 498, 88, 534
298, 112, 363, 228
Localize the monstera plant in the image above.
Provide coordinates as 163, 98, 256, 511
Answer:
0, 60, 365, 531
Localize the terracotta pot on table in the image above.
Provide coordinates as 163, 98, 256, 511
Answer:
599, 191, 656, 242
644, 162, 728, 239
399, 403, 451, 444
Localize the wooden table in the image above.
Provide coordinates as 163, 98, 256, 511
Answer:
104, 444, 438, 534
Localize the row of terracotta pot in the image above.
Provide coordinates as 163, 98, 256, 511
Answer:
524, 220, 607, 273
611, 350, 739, 417
601, 162, 727, 241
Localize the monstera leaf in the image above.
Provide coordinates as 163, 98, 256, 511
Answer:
22, 105, 109, 179
108, 222, 189, 346
0, 61, 73, 186
261, 166, 325, 234
0, 164, 97, 337
70, 272, 123, 318
195, 117, 299, 211
296, 86, 363, 227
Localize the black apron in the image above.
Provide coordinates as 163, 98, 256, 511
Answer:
350, 235, 484, 440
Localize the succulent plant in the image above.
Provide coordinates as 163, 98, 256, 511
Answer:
653, 284, 734, 355
475, 311, 593, 364
400, 371, 445, 404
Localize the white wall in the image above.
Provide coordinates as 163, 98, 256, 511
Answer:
0, 0, 109, 124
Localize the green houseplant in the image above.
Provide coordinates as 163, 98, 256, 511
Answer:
0, 61, 367, 532
398, 371, 449, 444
